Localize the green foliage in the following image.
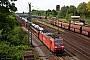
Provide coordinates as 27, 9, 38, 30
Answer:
32, 9, 38, 15
7, 27, 28, 46
48, 15, 53, 19
0, 5, 31, 60
65, 13, 73, 23
0, 6, 9, 12
85, 19, 90, 24
0, 0, 17, 12
56, 11, 61, 19
31, 9, 57, 18
0, 41, 31, 60
0, 11, 18, 40
59, 6, 69, 18
0, 26, 30, 59
77, 2, 89, 18
52, 9, 57, 17
68, 5, 76, 15
87, 1, 90, 12
9, 3, 17, 12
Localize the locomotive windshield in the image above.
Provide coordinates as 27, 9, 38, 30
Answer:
55, 41, 63, 45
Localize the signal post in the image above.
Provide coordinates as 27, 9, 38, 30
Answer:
28, 3, 32, 46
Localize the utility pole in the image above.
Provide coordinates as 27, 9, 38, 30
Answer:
74, 7, 76, 16
28, 3, 32, 46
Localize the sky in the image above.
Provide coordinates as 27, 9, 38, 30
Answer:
15, 0, 89, 13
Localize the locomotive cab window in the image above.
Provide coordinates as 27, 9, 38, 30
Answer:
55, 41, 63, 45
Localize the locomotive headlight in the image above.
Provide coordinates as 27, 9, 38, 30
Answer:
55, 46, 57, 48
62, 46, 64, 48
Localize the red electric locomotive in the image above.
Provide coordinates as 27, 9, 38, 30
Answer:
39, 30, 64, 53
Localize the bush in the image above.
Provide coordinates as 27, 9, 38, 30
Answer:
7, 27, 28, 46
0, 41, 32, 60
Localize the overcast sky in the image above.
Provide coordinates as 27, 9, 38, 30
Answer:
15, 0, 89, 13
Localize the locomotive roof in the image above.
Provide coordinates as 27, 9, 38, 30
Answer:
43, 32, 60, 39
47, 34, 59, 39
41, 30, 62, 40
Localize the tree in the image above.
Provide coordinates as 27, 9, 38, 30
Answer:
0, 0, 33, 59
68, 5, 76, 15
7, 27, 28, 46
86, 1, 90, 12
0, 12, 18, 40
0, 0, 17, 12
0, 41, 31, 60
32, 9, 37, 15
52, 9, 57, 17
46, 9, 52, 16
0, 0, 18, 40
77, 2, 88, 19
59, 5, 69, 18
9, 3, 17, 12
56, 11, 61, 19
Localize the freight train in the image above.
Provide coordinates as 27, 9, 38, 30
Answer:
17, 17, 64, 53
49, 20, 90, 37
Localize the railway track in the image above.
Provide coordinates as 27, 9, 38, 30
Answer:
21, 25, 80, 60
32, 31, 78, 60
18, 17, 90, 60
33, 21, 90, 60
